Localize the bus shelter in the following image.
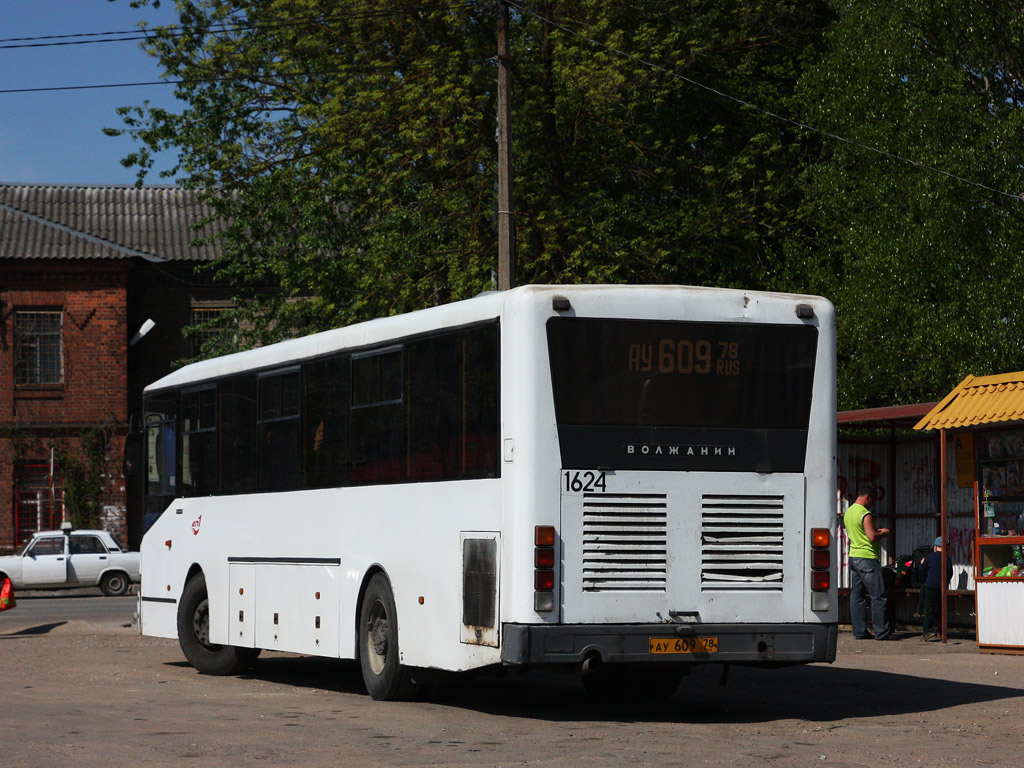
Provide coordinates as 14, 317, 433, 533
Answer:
914, 372, 1024, 653
838, 403, 976, 640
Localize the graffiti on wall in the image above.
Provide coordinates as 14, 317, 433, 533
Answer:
902, 451, 938, 504
837, 454, 886, 507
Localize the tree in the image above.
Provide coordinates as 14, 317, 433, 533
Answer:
114, 0, 833, 350
793, 1, 1024, 408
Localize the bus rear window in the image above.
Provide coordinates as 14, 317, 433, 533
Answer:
547, 318, 817, 431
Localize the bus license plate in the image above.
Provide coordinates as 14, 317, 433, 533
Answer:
649, 637, 719, 655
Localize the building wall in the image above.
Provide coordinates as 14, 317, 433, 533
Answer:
0, 260, 130, 550
124, 261, 235, 548
126, 262, 234, 418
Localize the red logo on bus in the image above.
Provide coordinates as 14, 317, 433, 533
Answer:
192, 515, 202, 536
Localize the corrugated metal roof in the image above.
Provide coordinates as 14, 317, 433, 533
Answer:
914, 372, 1024, 430
0, 183, 225, 262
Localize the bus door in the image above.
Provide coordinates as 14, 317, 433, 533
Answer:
560, 470, 806, 625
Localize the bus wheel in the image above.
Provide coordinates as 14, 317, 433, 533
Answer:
177, 573, 260, 676
581, 664, 684, 700
100, 571, 130, 596
359, 573, 419, 701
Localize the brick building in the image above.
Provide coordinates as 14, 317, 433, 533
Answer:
0, 184, 230, 551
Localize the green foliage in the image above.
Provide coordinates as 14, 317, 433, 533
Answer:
113, 0, 832, 340
795, 1, 1024, 408
52, 429, 107, 531
113, 1, 1024, 410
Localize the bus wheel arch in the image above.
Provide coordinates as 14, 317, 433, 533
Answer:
176, 570, 260, 676
356, 569, 419, 701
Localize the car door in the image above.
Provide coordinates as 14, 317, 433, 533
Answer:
21, 535, 69, 587
68, 534, 109, 586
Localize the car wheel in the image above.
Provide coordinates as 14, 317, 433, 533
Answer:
177, 573, 260, 675
358, 573, 419, 701
100, 571, 130, 596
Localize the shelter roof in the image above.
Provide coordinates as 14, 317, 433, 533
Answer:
0, 183, 224, 263
838, 403, 938, 428
914, 372, 1024, 431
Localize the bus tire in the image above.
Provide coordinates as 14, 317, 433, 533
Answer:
100, 571, 130, 596
581, 664, 684, 700
358, 573, 419, 701
177, 573, 260, 676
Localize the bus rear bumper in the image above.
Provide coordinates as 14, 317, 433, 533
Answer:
501, 622, 837, 666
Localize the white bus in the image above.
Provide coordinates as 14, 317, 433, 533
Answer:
135, 284, 837, 700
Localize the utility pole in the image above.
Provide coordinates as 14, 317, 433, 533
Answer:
496, 0, 516, 290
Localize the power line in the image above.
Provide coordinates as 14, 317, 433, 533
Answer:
0, 32, 157, 50
508, 0, 1024, 204
0, 64, 413, 96
0, 4, 471, 94
0, 80, 177, 95
0, 4, 475, 49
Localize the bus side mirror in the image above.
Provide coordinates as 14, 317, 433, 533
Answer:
123, 433, 142, 478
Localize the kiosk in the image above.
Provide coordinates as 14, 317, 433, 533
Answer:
915, 372, 1024, 654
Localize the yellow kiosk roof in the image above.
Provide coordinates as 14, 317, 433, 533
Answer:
914, 372, 1024, 431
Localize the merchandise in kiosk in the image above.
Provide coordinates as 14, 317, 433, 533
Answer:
975, 428, 1024, 652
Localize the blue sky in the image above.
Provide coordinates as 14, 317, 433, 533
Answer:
1, 1, 182, 185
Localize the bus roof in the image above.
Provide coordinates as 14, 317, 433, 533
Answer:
145, 289, 510, 393
144, 284, 831, 393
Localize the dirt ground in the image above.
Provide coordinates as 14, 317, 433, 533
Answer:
2, 609, 1022, 768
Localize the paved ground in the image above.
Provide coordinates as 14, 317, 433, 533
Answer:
1, 605, 1021, 768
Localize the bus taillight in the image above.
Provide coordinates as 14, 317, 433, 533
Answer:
535, 526, 556, 612
535, 547, 555, 568
810, 528, 831, 600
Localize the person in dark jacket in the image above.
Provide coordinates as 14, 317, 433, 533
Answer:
920, 536, 952, 642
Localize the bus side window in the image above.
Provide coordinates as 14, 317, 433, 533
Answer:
258, 370, 301, 491
351, 350, 404, 484
303, 356, 350, 488
461, 325, 500, 478
181, 386, 217, 496
219, 375, 257, 494
407, 335, 460, 481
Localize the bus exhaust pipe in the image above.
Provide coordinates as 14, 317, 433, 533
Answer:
580, 653, 602, 675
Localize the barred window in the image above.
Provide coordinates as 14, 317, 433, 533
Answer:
14, 310, 63, 386
14, 463, 63, 546
189, 306, 234, 358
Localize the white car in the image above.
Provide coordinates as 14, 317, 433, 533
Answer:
0, 528, 141, 596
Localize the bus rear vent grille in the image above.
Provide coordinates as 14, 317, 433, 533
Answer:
462, 538, 497, 630
701, 493, 785, 591
582, 493, 667, 592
